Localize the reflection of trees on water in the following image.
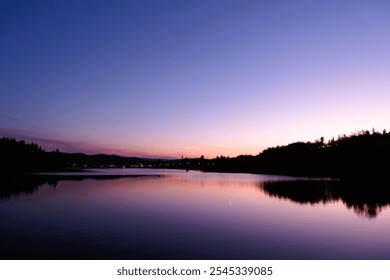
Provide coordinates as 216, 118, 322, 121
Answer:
0, 174, 162, 199
259, 180, 390, 218
0, 175, 58, 199
3, 174, 389, 218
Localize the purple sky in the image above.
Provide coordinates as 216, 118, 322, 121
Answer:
1, 0, 390, 158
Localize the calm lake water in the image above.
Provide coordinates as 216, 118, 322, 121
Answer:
1, 168, 389, 259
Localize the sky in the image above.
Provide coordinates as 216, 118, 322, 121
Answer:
1, 0, 390, 158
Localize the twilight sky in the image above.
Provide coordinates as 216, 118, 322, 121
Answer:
1, 0, 390, 158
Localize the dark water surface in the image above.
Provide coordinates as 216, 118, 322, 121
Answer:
1, 169, 389, 259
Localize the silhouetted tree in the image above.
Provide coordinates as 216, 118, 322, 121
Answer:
0, 138, 65, 174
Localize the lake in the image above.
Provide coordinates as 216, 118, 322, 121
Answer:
1, 168, 389, 259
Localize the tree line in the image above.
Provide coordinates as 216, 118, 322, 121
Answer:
171, 129, 390, 179
1, 129, 390, 178
0, 137, 65, 174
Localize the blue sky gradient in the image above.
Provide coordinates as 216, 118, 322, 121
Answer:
1, 0, 390, 157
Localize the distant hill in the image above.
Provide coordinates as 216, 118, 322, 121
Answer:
0, 137, 170, 174
59, 152, 153, 168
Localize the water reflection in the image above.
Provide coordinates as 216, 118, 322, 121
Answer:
1, 170, 390, 259
260, 179, 390, 218
0, 175, 58, 199
2, 172, 390, 219
0, 174, 162, 199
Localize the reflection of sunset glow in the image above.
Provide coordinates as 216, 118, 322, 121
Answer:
2, 170, 390, 259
